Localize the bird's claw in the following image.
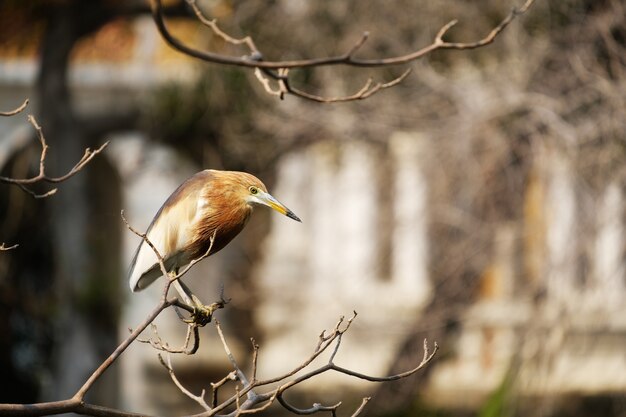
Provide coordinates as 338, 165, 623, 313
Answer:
186, 306, 212, 327
183, 296, 222, 327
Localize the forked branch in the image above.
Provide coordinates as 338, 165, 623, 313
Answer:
1, 100, 109, 251
0, 242, 19, 251
0, 101, 109, 198
151, 0, 536, 102
156, 314, 438, 417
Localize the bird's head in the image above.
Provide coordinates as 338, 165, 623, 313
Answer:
213, 170, 301, 222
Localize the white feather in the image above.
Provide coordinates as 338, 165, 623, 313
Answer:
128, 219, 167, 292
128, 197, 200, 291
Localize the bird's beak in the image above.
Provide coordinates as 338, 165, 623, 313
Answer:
257, 191, 301, 222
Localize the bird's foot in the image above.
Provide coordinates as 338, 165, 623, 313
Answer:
183, 295, 222, 327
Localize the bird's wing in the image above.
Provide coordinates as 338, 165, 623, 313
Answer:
128, 170, 212, 292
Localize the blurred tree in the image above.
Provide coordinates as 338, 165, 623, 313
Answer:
1, 0, 149, 404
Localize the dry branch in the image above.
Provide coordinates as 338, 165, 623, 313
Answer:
152, 314, 438, 417
138, 322, 201, 354
151, 0, 535, 102
1, 99, 109, 251
0, 110, 109, 198
0, 242, 19, 251
0, 99, 29, 117
160, 353, 213, 411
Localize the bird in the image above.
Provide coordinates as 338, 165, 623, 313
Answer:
128, 169, 301, 311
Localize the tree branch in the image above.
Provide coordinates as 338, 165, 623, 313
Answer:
147, 312, 438, 417
0, 99, 29, 117
0, 112, 109, 198
159, 353, 212, 411
138, 321, 201, 355
0, 242, 19, 251
151, 0, 536, 102
0, 286, 436, 417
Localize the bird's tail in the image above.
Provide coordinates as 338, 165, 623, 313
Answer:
129, 249, 186, 292
130, 263, 163, 292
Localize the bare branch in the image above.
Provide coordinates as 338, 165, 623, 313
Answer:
211, 371, 238, 408
159, 353, 212, 411
285, 69, 412, 103
349, 397, 371, 417
327, 339, 438, 383
0, 242, 19, 251
121, 210, 166, 271
186, 0, 260, 57
0, 114, 109, 198
250, 339, 259, 383
153, 0, 535, 68
0, 99, 29, 116
137, 322, 201, 355
170, 232, 216, 284
167, 312, 436, 417
215, 319, 249, 386
346, 32, 370, 59
1, 304, 436, 417
151, 0, 535, 102
276, 393, 341, 415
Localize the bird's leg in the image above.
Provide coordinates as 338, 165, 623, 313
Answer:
172, 278, 215, 327
172, 279, 194, 306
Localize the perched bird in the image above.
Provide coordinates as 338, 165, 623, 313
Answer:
128, 169, 300, 303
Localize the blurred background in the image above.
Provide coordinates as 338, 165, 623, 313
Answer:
0, 0, 625, 416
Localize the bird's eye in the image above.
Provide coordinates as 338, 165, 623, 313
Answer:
249, 186, 258, 195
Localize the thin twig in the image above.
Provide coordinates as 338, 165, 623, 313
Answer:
0, 114, 109, 198
215, 320, 249, 386
0, 98, 29, 116
211, 371, 238, 408
169, 232, 216, 286
349, 397, 371, 417
159, 353, 212, 411
137, 322, 201, 355
286, 69, 412, 103
250, 338, 259, 383
186, 0, 260, 56
276, 393, 341, 415
0, 242, 19, 251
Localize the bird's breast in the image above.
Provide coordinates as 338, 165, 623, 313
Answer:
187, 203, 252, 259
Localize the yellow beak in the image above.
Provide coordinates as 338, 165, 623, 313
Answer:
258, 191, 301, 222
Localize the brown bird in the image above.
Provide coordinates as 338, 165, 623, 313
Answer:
128, 169, 300, 304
